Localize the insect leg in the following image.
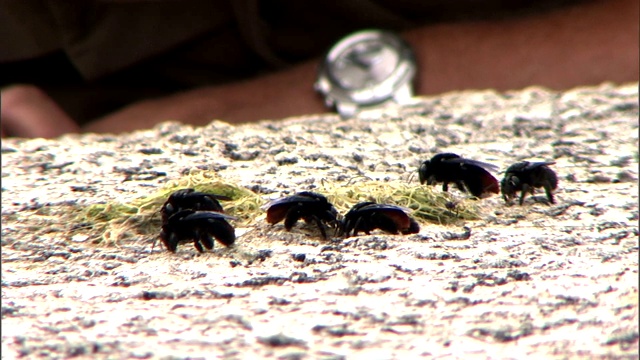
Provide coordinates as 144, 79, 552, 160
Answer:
193, 239, 205, 253
442, 182, 449, 192
162, 231, 179, 252
283, 207, 303, 231
543, 181, 556, 204
199, 230, 215, 250
519, 184, 531, 205
351, 216, 367, 237
310, 215, 328, 239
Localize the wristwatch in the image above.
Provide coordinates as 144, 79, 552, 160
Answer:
315, 29, 417, 118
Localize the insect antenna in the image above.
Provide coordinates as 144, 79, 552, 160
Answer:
407, 170, 417, 184
150, 236, 159, 252
344, 175, 373, 186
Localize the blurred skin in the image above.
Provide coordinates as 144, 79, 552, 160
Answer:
1, 85, 80, 138
1, 0, 638, 138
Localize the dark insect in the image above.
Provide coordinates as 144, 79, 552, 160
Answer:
159, 188, 235, 253
161, 188, 231, 222
160, 210, 236, 253
340, 202, 420, 237
501, 161, 558, 205
264, 191, 339, 239
418, 153, 499, 198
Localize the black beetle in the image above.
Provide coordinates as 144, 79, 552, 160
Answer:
160, 210, 236, 253
263, 191, 339, 239
161, 188, 231, 223
419, 153, 499, 198
501, 161, 558, 205
340, 201, 420, 237
159, 188, 235, 252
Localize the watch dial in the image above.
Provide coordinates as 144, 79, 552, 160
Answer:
331, 40, 399, 90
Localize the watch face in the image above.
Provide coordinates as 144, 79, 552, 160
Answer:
330, 40, 399, 90
316, 29, 416, 111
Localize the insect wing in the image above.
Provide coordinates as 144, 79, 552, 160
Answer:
180, 211, 237, 222
264, 195, 317, 224
264, 203, 290, 224
183, 192, 229, 211
504, 161, 530, 174
181, 211, 236, 246
461, 165, 500, 196
263, 196, 296, 223
446, 157, 499, 173
375, 208, 411, 232
165, 188, 232, 214
358, 203, 412, 232
526, 161, 556, 170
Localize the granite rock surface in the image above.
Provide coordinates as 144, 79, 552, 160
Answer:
2, 83, 638, 359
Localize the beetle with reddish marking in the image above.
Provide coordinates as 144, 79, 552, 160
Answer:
263, 191, 339, 239
419, 153, 499, 198
340, 201, 420, 237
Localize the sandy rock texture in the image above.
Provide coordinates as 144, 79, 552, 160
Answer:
2, 83, 638, 359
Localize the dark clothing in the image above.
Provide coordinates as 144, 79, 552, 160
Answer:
0, 0, 583, 124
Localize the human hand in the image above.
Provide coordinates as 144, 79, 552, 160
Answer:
1, 85, 80, 138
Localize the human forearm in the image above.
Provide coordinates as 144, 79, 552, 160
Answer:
83, 0, 637, 134
82, 60, 326, 133
1, 85, 79, 138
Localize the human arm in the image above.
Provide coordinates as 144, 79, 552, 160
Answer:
1, 85, 80, 138
83, 0, 638, 134
2, 0, 636, 137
